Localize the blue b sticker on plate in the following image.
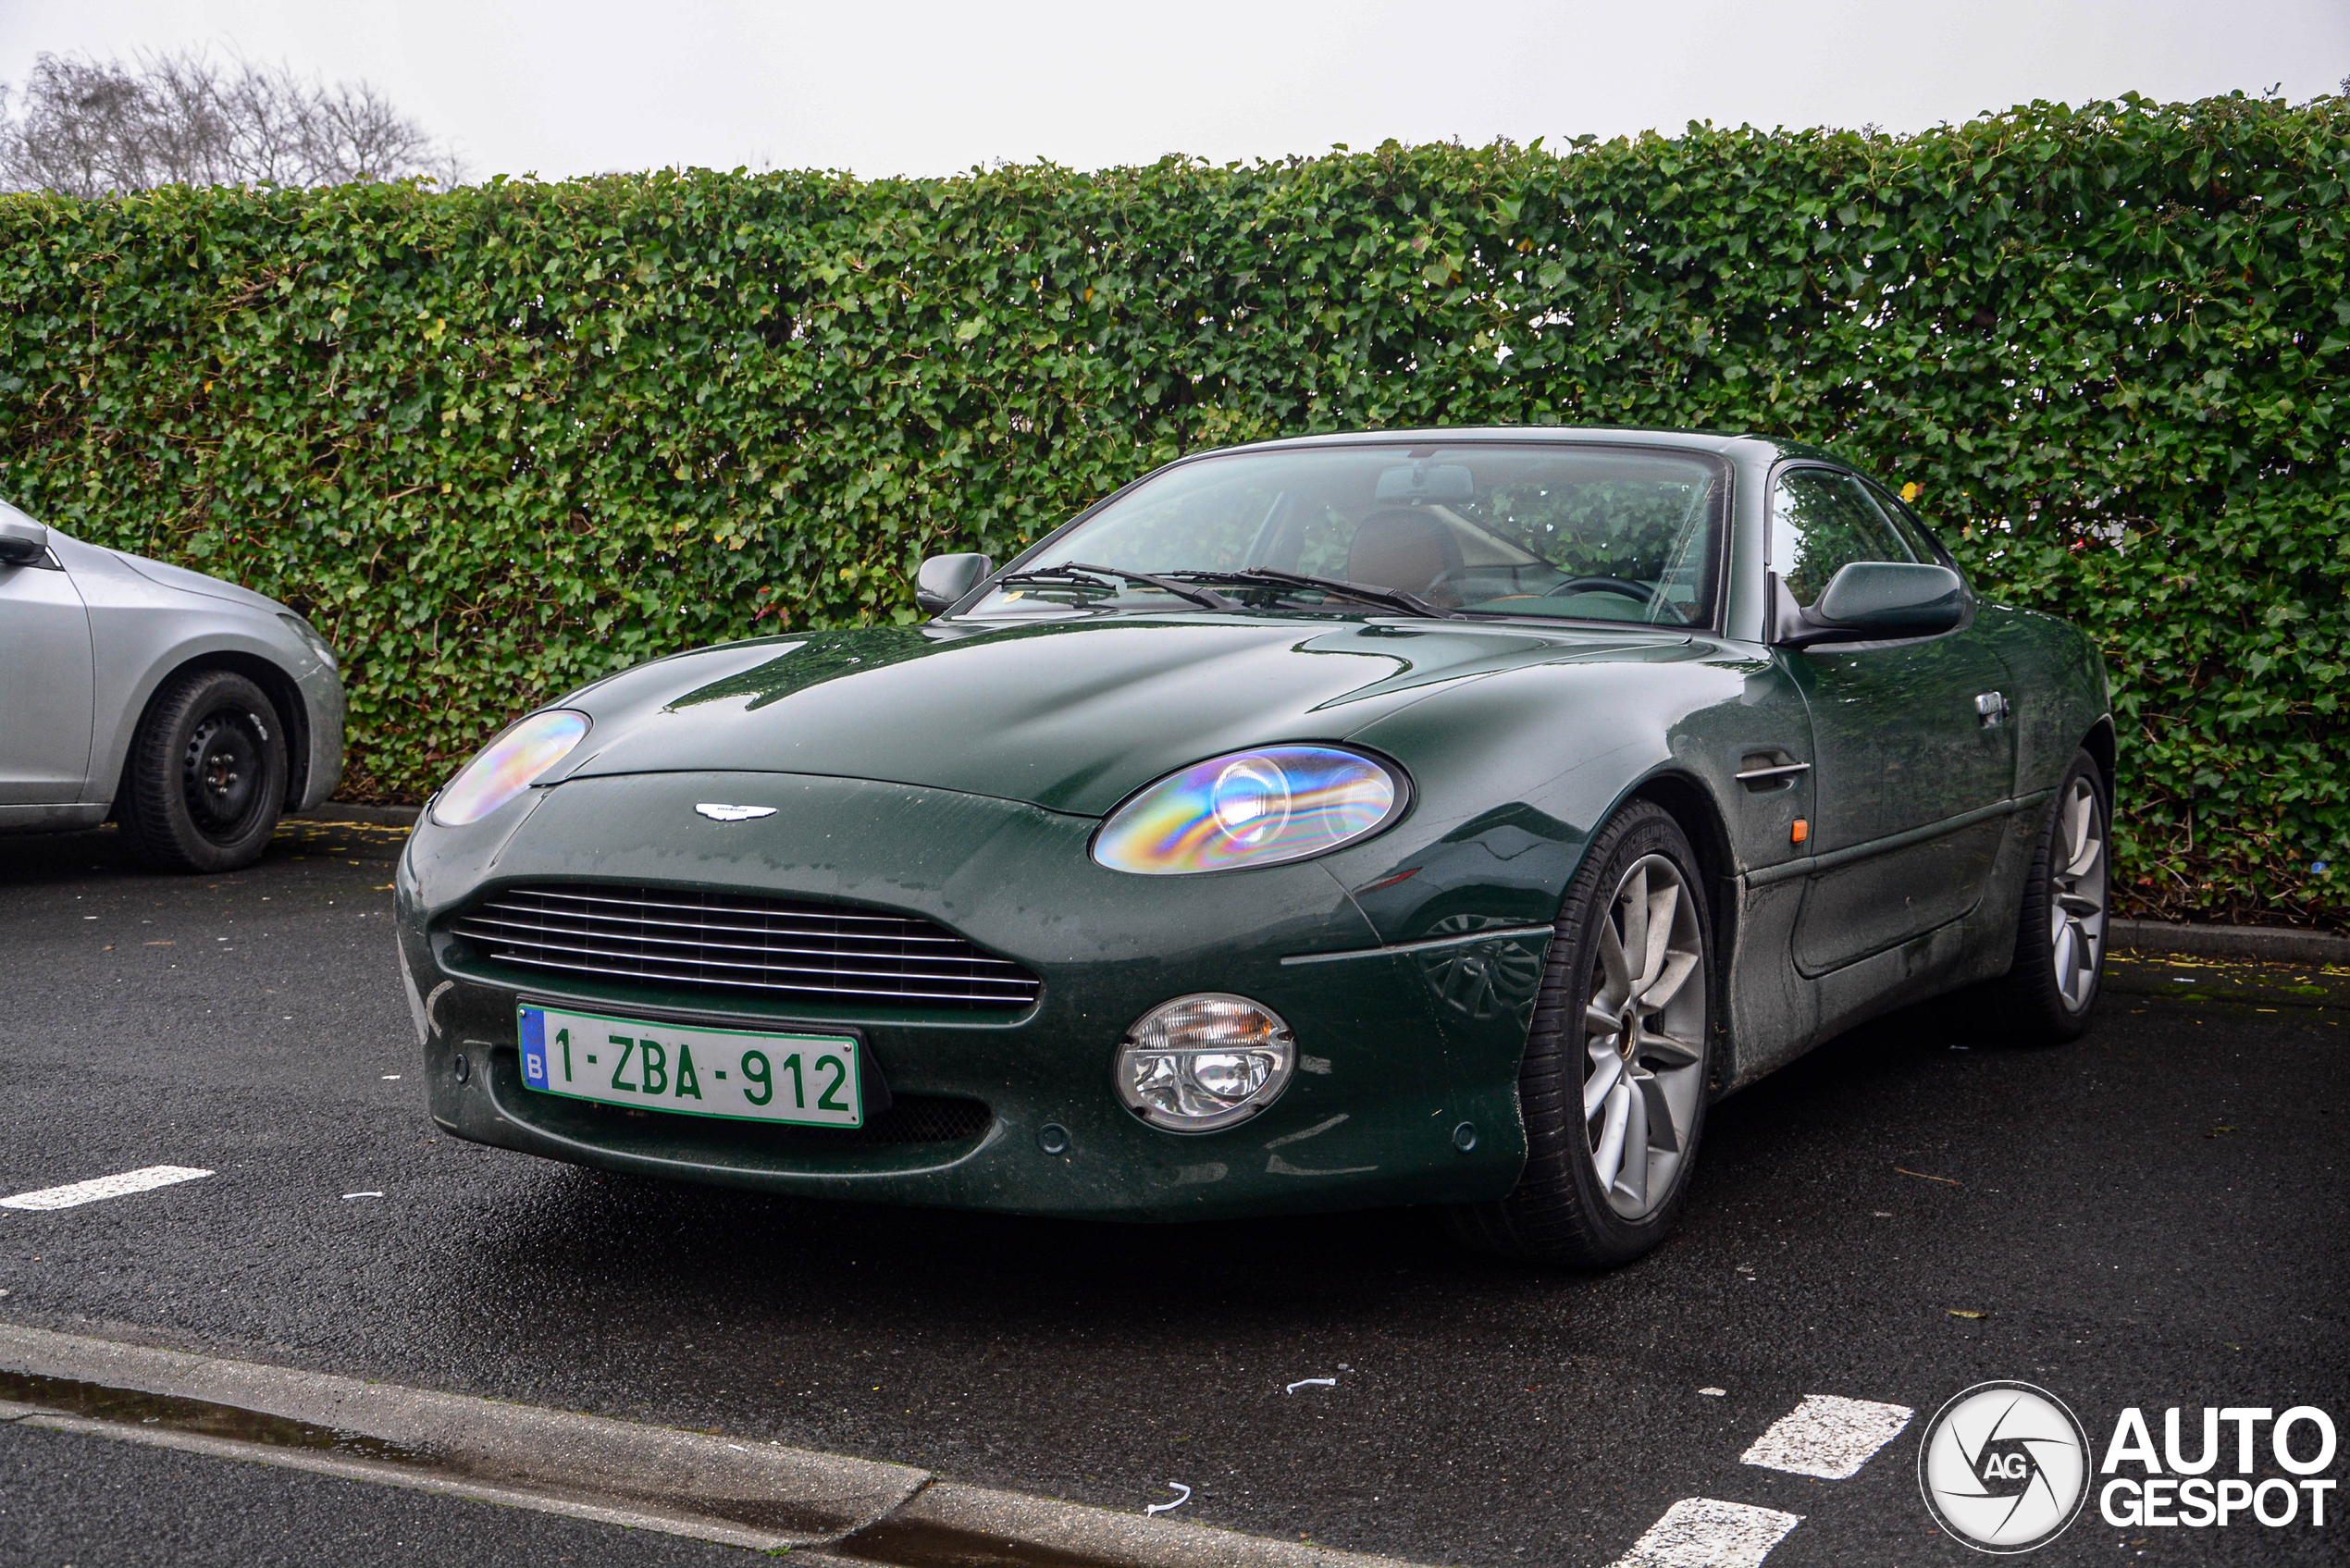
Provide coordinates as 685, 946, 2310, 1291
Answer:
520, 1006, 549, 1089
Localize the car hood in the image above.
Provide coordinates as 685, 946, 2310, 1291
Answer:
111, 549, 287, 614
556, 614, 1679, 818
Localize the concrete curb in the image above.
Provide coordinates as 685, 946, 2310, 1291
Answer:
0, 1324, 1424, 1568
823, 1479, 1416, 1568
0, 1400, 803, 1552
0, 1323, 921, 1544
294, 801, 421, 827
2111, 919, 2350, 966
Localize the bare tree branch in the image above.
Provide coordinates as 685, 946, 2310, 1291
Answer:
0, 47, 464, 196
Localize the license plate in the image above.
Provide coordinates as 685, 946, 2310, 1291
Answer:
517, 1004, 862, 1128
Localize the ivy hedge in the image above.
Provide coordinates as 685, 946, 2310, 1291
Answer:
1, 93, 2344, 927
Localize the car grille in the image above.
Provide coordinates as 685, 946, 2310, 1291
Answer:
448, 883, 1041, 1011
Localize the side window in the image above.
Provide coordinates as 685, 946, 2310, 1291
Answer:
1866, 484, 1953, 569
1769, 469, 1913, 607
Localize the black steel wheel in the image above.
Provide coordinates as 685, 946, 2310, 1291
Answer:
118, 669, 288, 872
1447, 801, 1714, 1267
1974, 748, 2110, 1044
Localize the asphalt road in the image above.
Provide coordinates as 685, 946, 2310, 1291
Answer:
1, 817, 2343, 1566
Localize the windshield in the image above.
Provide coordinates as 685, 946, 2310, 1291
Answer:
971, 442, 1726, 625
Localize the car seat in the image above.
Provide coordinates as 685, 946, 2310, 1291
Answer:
1347, 510, 1463, 601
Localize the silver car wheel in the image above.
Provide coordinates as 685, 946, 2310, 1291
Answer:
2048, 774, 2108, 1012
1583, 853, 1707, 1221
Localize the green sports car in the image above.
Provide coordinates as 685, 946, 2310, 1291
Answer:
394, 427, 2113, 1266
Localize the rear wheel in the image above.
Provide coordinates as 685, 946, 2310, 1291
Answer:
1448, 802, 1713, 1267
118, 669, 288, 872
1976, 748, 2109, 1043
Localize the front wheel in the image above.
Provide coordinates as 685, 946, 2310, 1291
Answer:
117, 669, 288, 872
1975, 748, 2110, 1043
1447, 801, 1713, 1267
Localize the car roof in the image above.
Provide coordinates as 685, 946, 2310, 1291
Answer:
1191, 425, 1839, 465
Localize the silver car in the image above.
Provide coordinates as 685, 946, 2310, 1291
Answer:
0, 500, 345, 871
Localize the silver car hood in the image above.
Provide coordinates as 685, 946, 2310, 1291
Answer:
111, 550, 287, 614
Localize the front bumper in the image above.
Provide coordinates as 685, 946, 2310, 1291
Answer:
397, 771, 1547, 1221
294, 658, 346, 809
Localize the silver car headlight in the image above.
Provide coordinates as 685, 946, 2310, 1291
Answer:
1090, 744, 1406, 874
1114, 994, 1296, 1131
278, 612, 339, 671
430, 710, 590, 826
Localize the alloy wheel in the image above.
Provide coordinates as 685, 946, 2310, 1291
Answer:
2048, 776, 2108, 1011
1582, 854, 1707, 1219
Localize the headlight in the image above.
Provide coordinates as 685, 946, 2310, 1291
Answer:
430, 710, 590, 826
1114, 994, 1295, 1131
278, 612, 338, 671
1091, 744, 1405, 874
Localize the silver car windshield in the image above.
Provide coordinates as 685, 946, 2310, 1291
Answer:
975, 443, 1726, 626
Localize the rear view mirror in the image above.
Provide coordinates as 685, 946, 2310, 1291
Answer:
1776, 562, 1965, 647
915, 552, 994, 614
1373, 463, 1475, 505
0, 512, 47, 565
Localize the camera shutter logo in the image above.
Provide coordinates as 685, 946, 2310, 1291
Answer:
1919, 1381, 2091, 1552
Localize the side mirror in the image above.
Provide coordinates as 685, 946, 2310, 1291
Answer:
914, 552, 993, 615
0, 513, 47, 566
1775, 562, 1965, 647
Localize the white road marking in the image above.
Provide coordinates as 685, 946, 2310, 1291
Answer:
342, 1191, 385, 1200
1739, 1393, 1915, 1479
1608, 1498, 1800, 1568
0, 1167, 213, 1212
1698, 1387, 1727, 1397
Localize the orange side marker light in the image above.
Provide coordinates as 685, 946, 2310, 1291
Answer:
1791, 819, 1809, 846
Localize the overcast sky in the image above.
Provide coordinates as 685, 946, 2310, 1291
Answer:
5, 1, 2347, 180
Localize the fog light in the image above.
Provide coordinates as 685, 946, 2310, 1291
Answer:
1114, 994, 1295, 1132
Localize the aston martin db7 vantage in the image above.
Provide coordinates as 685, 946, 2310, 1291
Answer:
395, 428, 2110, 1265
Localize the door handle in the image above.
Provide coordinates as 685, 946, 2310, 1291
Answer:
1974, 691, 2010, 727
1736, 757, 1812, 793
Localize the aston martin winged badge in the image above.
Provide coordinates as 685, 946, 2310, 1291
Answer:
694, 803, 777, 821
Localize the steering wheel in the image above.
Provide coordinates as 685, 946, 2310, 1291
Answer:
1544, 575, 1654, 603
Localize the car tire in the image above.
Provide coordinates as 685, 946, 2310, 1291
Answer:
117, 669, 289, 873
1447, 801, 1714, 1268
1974, 748, 2110, 1044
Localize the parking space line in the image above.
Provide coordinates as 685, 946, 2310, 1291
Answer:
1738, 1393, 1914, 1479
1606, 1498, 1801, 1568
0, 1166, 213, 1212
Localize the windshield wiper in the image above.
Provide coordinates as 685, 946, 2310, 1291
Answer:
997, 562, 1454, 619
1063, 562, 1243, 610
1228, 568, 1462, 620
996, 562, 1241, 611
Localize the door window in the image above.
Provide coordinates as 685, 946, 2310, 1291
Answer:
1866, 483, 1955, 569
1769, 469, 1914, 607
